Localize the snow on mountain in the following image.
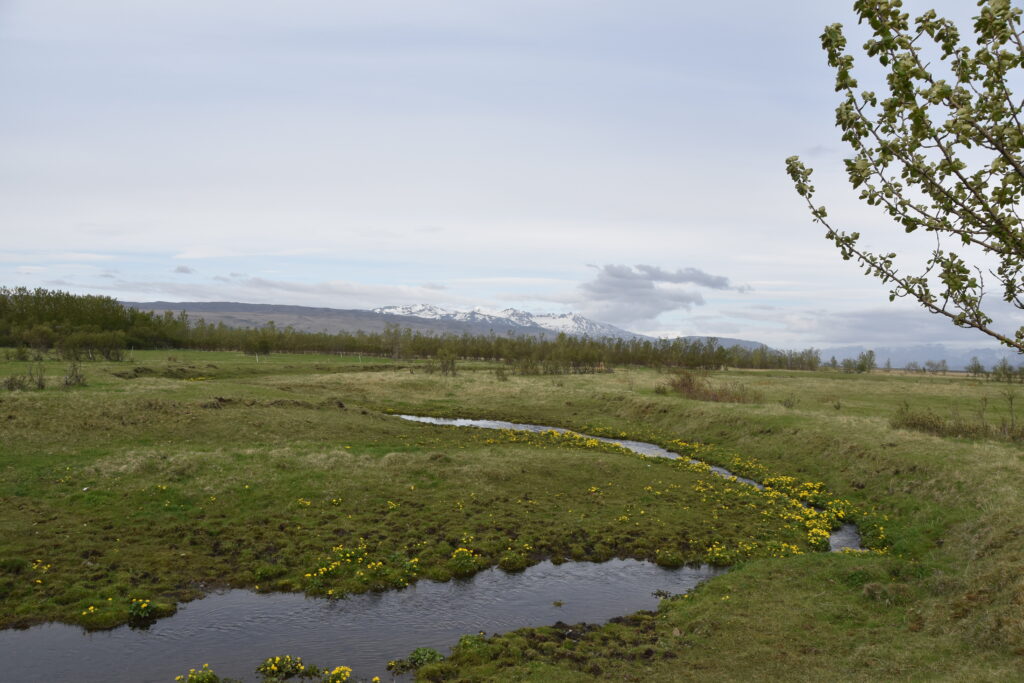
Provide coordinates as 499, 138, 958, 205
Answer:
526, 312, 636, 339
373, 304, 513, 326
373, 304, 645, 340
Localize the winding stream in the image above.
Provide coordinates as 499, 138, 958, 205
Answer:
0, 560, 724, 682
400, 415, 862, 552
0, 415, 860, 682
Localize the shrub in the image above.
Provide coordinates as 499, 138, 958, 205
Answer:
62, 362, 86, 387
2, 374, 29, 391
29, 363, 45, 389
659, 369, 763, 404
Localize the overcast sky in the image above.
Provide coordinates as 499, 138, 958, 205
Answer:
2, 0, 1015, 349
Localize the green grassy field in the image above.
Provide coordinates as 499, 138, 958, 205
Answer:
1, 351, 1022, 680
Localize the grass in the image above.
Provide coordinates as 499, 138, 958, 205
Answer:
2, 352, 1023, 680
0, 352, 813, 631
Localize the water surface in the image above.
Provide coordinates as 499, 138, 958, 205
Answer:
0, 560, 724, 682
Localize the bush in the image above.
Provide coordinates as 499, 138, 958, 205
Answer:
62, 362, 86, 387
2, 364, 45, 391
659, 369, 763, 404
2, 374, 29, 391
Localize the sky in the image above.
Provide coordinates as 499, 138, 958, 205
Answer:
1, 0, 1017, 350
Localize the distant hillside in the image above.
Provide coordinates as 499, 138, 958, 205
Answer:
126, 301, 556, 338
127, 301, 773, 351
819, 343, 1023, 372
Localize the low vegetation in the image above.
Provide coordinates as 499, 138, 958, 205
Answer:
656, 368, 764, 404
2, 348, 1024, 680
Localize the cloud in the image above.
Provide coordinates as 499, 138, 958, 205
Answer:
75, 274, 482, 311
805, 308, 1024, 347
709, 301, 1024, 350
574, 263, 745, 326
0, 252, 114, 263
632, 264, 735, 290
173, 265, 196, 274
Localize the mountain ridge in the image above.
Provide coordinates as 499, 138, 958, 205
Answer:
371, 304, 647, 340
126, 300, 768, 349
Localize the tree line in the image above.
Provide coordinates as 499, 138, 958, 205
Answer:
0, 287, 825, 371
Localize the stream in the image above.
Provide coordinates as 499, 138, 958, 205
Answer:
0, 415, 860, 682
400, 415, 861, 553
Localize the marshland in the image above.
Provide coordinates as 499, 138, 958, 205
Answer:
2, 343, 1023, 680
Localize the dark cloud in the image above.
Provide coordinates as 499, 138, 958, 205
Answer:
633, 265, 732, 290
173, 265, 195, 274
575, 264, 743, 326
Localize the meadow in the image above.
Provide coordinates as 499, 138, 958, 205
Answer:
1, 350, 1022, 680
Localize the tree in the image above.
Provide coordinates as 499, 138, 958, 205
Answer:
993, 355, 1015, 381
856, 349, 878, 372
966, 355, 988, 376
787, 1, 1024, 352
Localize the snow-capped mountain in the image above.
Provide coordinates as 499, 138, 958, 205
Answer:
373, 304, 646, 340
371, 304, 504, 325
129, 300, 770, 348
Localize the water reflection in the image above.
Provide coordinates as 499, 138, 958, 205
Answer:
1, 560, 724, 683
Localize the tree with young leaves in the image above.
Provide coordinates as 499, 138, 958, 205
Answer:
787, 0, 1024, 352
